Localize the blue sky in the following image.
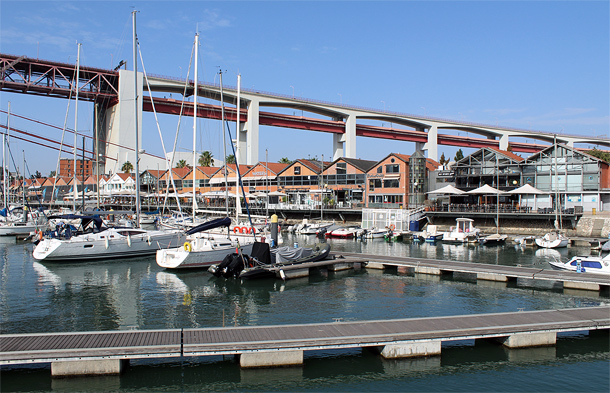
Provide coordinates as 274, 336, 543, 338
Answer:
1, 1, 608, 176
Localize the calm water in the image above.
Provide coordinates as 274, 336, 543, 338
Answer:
1, 234, 609, 392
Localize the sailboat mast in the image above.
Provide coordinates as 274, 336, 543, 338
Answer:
3, 102, 9, 209
73, 43, 81, 213
496, 153, 499, 234
219, 70, 228, 216
192, 33, 199, 223
132, 10, 141, 228
235, 74, 241, 223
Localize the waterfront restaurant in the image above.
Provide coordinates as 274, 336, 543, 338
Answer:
276, 159, 329, 209
522, 144, 610, 212
181, 166, 219, 195
321, 157, 376, 208
206, 164, 253, 206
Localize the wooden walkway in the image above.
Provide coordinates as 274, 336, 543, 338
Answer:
1, 307, 608, 366
333, 252, 610, 291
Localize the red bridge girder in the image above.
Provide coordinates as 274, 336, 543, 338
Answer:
1, 54, 548, 154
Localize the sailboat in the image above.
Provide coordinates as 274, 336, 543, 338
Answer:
480, 156, 507, 246
536, 138, 569, 249
33, 13, 185, 262
156, 35, 255, 270
0, 107, 48, 237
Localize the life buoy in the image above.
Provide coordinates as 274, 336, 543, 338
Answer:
38, 230, 43, 241
184, 241, 192, 252
389, 224, 395, 231
233, 227, 241, 234
249, 227, 256, 235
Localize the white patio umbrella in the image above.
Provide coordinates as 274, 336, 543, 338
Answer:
506, 184, 547, 194
507, 184, 547, 211
426, 185, 466, 195
268, 191, 287, 196
252, 192, 268, 198
466, 184, 503, 195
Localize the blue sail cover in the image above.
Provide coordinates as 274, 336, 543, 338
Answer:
47, 214, 104, 231
185, 217, 231, 235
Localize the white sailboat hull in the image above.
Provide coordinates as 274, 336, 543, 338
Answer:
535, 232, 569, 249
157, 234, 255, 269
33, 228, 185, 261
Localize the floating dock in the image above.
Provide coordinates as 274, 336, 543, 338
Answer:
1, 307, 608, 376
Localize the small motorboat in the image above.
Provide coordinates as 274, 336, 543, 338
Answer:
443, 218, 480, 244
547, 253, 610, 274
362, 227, 390, 239
422, 225, 443, 243
325, 227, 361, 239
535, 231, 569, 248
480, 233, 508, 245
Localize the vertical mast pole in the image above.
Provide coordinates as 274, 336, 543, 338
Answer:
220, 70, 228, 216
95, 103, 100, 210
235, 74, 241, 223
4, 102, 9, 208
192, 33, 199, 223
133, 10, 141, 228
73, 43, 81, 212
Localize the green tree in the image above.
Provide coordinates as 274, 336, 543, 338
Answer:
586, 148, 610, 163
439, 153, 448, 166
176, 160, 187, 168
225, 155, 236, 164
199, 151, 214, 167
121, 161, 133, 173
454, 149, 464, 162
49, 170, 56, 178
279, 157, 292, 164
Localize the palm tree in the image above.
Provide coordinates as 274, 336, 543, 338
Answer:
225, 155, 236, 164
278, 157, 292, 164
176, 160, 187, 168
121, 161, 133, 173
199, 151, 214, 167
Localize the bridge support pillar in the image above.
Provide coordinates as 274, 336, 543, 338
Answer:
344, 114, 356, 158
422, 125, 438, 162
498, 134, 509, 151
51, 359, 128, 377
103, 70, 143, 174
236, 121, 248, 166
333, 133, 344, 160
240, 350, 303, 368
379, 340, 441, 359
246, 99, 260, 165
498, 332, 556, 348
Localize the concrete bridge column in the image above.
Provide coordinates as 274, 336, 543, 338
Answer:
103, 69, 143, 174
344, 114, 356, 158
333, 133, 344, 160
235, 120, 247, 165
246, 99, 260, 165
422, 125, 438, 162
498, 133, 509, 151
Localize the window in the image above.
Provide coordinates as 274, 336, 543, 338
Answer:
383, 179, 400, 188
377, 167, 383, 174
385, 164, 400, 173
294, 166, 301, 175
337, 163, 347, 175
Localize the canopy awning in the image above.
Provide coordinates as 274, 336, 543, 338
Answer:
427, 185, 466, 195
467, 184, 504, 195
506, 184, 548, 195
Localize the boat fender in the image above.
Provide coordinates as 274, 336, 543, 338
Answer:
147, 235, 151, 245
127, 235, 131, 247
104, 237, 109, 249
184, 241, 192, 252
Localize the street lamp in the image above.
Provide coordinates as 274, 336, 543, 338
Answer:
290, 85, 294, 98
338, 93, 342, 105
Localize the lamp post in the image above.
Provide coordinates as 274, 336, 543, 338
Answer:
290, 85, 294, 98
338, 93, 342, 105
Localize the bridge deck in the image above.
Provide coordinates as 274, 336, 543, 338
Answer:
1, 307, 608, 365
